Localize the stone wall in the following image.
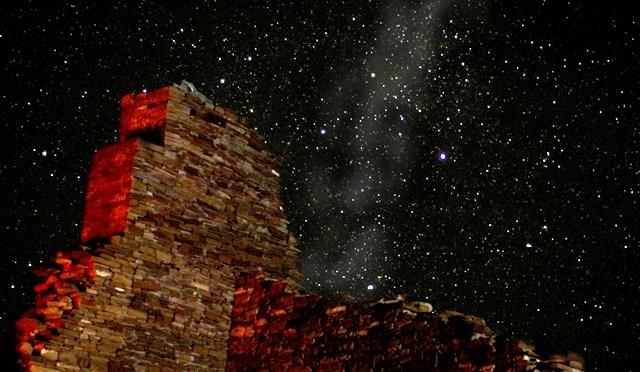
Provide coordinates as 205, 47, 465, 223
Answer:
18, 82, 301, 371
226, 272, 529, 372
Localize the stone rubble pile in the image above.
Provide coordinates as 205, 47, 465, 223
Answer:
16, 250, 96, 370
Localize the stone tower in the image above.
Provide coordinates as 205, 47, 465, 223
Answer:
17, 82, 301, 371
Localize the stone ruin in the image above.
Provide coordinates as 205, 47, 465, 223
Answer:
15, 82, 584, 371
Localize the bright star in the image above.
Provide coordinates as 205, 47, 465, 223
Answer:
437, 150, 448, 162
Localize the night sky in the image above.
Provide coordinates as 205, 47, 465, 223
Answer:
1, 1, 638, 370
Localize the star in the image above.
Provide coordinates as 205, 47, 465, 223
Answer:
437, 150, 448, 163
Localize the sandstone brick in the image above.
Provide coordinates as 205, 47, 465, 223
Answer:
58, 351, 77, 365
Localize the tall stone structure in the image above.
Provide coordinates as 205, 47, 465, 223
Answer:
17, 82, 301, 371
15, 83, 583, 372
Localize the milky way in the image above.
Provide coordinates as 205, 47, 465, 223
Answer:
1, 1, 639, 370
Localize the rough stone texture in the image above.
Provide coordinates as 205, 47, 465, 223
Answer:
17, 82, 582, 371
81, 140, 138, 244
118, 86, 170, 145
227, 273, 585, 371
16, 251, 96, 371
20, 82, 301, 371
227, 272, 529, 372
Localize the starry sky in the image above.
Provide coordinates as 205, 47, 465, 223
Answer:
1, 1, 638, 370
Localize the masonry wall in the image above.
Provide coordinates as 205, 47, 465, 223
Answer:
18, 83, 301, 371
226, 272, 528, 372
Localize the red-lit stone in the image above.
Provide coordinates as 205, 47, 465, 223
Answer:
32, 343, 45, 353
34, 282, 51, 294
71, 250, 93, 266
43, 318, 65, 329
15, 318, 45, 341
16, 249, 96, 371
54, 252, 73, 268
265, 280, 287, 298
32, 267, 57, 279
70, 292, 82, 308
81, 140, 137, 244
226, 272, 528, 371
119, 86, 170, 145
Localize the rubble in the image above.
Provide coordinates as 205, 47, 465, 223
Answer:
16, 250, 95, 370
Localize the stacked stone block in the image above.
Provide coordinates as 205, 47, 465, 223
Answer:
16, 251, 96, 370
226, 272, 529, 372
19, 82, 301, 371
